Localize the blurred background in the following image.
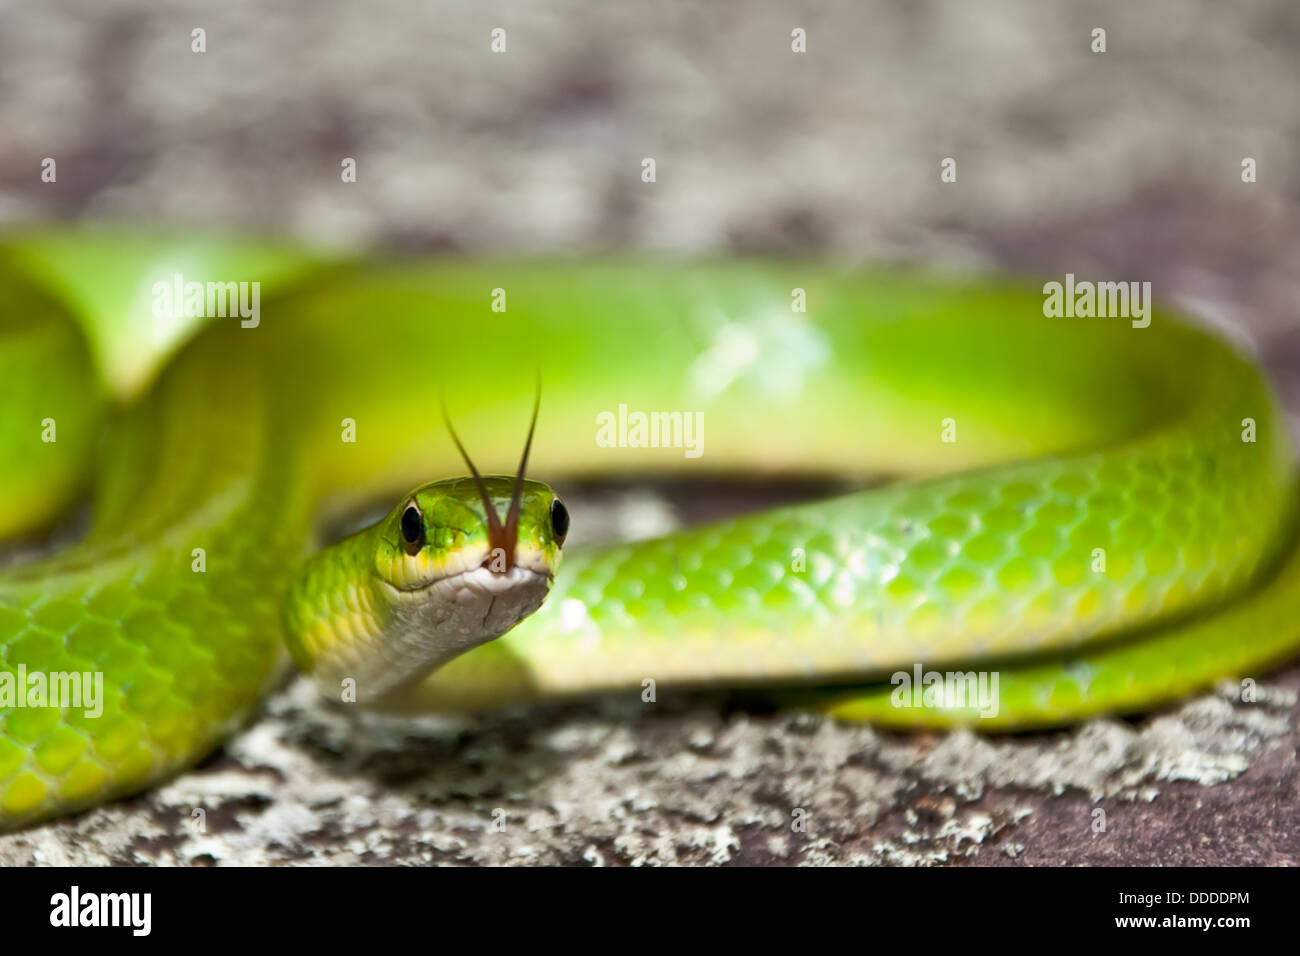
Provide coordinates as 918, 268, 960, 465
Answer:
1, 0, 1298, 865
5, 0, 1300, 396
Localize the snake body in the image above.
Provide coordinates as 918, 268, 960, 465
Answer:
2, 232, 1298, 830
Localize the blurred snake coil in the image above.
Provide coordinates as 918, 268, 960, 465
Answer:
1, 231, 1299, 830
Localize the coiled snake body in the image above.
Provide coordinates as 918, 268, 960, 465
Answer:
1, 232, 1298, 829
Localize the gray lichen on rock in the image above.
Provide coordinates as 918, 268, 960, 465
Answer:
2, 677, 1295, 866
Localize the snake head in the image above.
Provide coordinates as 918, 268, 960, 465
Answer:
376, 476, 566, 591
286, 392, 571, 701
284, 475, 567, 701
348, 475, 568, 695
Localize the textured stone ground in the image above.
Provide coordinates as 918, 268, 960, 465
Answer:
1, 677, 1298, 866
1, 0, 1299, 864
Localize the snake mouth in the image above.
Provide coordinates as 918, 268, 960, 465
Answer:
343, 559, 554, 702
383, 549, 554, 596
380, 560, 555, 661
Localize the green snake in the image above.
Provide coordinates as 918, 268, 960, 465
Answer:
2, 230, 1298, 831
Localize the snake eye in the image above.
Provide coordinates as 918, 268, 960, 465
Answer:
400, 503, 426, 555
550, 497, 570, 545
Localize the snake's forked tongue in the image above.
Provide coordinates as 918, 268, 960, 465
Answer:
441, 385, 540, 573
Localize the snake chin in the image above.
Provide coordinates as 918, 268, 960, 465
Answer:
353, 560, 554, 699
391, 562, 553, 636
